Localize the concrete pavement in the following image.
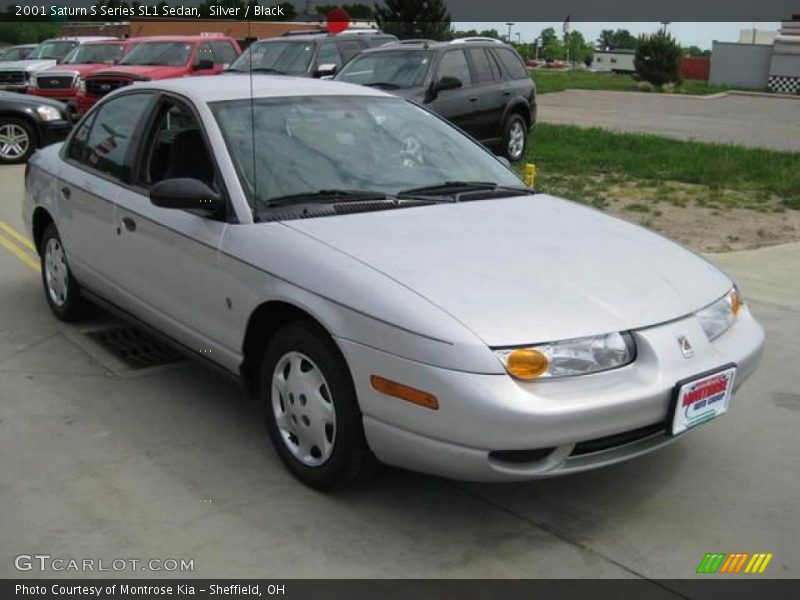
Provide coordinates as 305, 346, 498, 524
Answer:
1, 164, 798, 581
538, 90, 800, 152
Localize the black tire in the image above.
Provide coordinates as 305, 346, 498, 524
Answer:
0, 117, 37, 164
501, 113, 527, 162
260, 321, 378, 490
39, 224, 91, 322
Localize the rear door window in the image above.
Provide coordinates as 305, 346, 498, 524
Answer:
436, 49, 472, 87
317, 42, 342, 69
467, 48, 497, 83
337, 40, 364, 64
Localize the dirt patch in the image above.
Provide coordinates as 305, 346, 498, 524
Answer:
542, 175, 800, 253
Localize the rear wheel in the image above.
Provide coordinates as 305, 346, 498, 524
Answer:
260, 322, 378, 490
0, 117, 36, 164
40, 224, 91, 322
502, 113, 527, 162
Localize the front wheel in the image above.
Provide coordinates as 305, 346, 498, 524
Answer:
260, 322, 378, 490
502, 114, 527, 162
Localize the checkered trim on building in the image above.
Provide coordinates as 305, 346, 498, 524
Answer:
768, 75, 800, 94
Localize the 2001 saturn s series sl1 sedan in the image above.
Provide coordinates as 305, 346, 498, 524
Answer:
23, 76, 764, 489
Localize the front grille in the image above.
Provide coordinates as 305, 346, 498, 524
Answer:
86, 326, 185, 370
571, 422, 667, 456
37, 74, 75, 90
0, 71, 25, 85
86, 77, 130, 97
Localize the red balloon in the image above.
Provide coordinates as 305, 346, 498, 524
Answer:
326, 8, 350, 34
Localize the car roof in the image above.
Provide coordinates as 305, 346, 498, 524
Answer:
132, 35, 235, 43
256, 31, 394, 43
136, 73, 390, 103
364, 38, 510, 53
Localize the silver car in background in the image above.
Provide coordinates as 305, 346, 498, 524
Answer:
23, 76, 764, 489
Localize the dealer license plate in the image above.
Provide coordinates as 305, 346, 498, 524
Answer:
671, 366, 737, 435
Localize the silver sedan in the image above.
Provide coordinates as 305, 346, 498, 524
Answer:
23, 75, 764, 489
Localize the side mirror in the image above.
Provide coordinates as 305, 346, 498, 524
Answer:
194, 58, 215, 71
315, 63, 337, 78
425, 76, 462, 102
150, 178, 221, 213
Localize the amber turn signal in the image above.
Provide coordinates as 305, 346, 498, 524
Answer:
370, 375, 439, 410
730, 288, 742, 316
506, 348, 549, 380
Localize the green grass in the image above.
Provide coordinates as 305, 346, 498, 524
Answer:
531, 69, 732, 96
522, 124, 800, 208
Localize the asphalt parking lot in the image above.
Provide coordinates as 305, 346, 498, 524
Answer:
1, 163, 798, 582
538, 90, 800, 152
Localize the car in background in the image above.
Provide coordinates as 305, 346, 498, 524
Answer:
74, 35, 241, 116
226, 29, 397, 79
336, 38, 536, 161
0, 37, 116, 94
28, 39, 142, 115
0, 92, 70, 164
0, 44, 38, 62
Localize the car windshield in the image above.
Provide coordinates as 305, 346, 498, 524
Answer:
120, 42, 192, 67
1, 46, 33, 61
211, 95, 522, 212
336, 50, 433, 88
63, 43, 126, 65
29, 41, 78, 60
228, 41, 314, 75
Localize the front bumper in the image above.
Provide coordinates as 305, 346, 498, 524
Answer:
337, 306, 765, 482
28, 87, 77, 103
38, 120, 72, 146
0, 84, 27, 92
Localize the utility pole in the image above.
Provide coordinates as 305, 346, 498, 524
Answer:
506, 22, 514, 43
660, 21, 671, 34
516, 32, 521, 44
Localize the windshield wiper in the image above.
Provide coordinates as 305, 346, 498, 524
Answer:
249, 67, 287, 74
265, 189, 394, 208
362, 81, 401, 89
399, 181, 534, 197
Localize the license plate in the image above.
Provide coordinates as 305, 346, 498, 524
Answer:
670, 365, 736, 435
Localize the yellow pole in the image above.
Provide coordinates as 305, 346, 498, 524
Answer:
523, 163, 537, 189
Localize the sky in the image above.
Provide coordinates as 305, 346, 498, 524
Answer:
454, 22, 782, 50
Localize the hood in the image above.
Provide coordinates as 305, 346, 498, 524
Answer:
0, 91, 67, 110
0, 59, 57, 72
88, 65, 188, 80
42, 63, 108, 77
285, 195, 732, 347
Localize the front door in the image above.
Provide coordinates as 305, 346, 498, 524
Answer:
427, 48, 480, 136
112, 96, 234, 365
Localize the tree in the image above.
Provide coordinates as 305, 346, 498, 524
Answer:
563, 30, 593, 64
538, 27, 563, 61
684, 45, 704, 57
634, 32, 683, 86
0, 22, 61, 45
596, 28, 638, 50
374, 0, 451, 41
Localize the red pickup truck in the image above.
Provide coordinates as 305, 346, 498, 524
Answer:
74, 35, 241, 116
28, 38, 142, 113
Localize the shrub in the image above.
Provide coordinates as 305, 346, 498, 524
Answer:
634, 32, 683, 87
637, 81, 654, 92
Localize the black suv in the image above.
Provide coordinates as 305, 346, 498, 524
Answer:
226, 30, 397, 79
335, 38, 536, 161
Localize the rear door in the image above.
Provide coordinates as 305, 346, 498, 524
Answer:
427, 49, 479, 134
57, 92, 154, 303
465, 46, 506, 142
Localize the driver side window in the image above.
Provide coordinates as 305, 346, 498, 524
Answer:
141, 99, 217, 193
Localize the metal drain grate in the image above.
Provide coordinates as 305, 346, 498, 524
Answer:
87, 326, 185, 370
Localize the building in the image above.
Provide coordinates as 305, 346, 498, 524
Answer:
591, 49, 636, 73
710, 16, 800, 94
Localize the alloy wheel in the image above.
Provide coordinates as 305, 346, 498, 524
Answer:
0, 123, 30, 160
507, 120, 525, 160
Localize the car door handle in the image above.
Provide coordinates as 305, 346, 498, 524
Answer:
502, 90, 511, 96
60, 186, 71, 199
122, 217, 136, 232
469, 96, 478, 102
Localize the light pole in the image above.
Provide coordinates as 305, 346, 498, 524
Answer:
506, 22, 514, 43
660, 21, 671, 34
516, 32, 521, 45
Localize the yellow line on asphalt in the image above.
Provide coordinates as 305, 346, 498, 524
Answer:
0, 231, 40, 272
0, 218, 36, 252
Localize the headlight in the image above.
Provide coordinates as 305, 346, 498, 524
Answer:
695, 287, 742, 341
494, 332, 636, 380
35, 105, 62, 121
77, 77, 85, 93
